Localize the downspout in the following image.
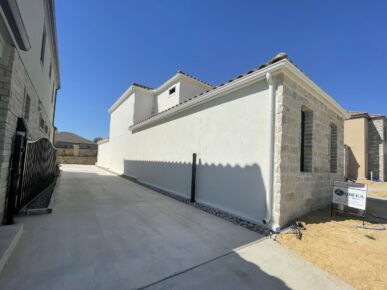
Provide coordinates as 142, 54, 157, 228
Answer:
263, 72, 276, 225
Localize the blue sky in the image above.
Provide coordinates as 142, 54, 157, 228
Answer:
55, 0, 387, 140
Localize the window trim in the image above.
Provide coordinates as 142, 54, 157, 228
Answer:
40, 24, 47, 65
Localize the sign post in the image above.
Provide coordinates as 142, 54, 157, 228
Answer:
331, 181, 368, 223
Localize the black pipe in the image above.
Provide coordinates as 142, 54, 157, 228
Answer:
190, 153, 197, 203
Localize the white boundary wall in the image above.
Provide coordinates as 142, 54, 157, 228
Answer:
98, 79, 271, 223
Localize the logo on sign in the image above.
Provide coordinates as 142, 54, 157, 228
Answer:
335, 189, 344, 196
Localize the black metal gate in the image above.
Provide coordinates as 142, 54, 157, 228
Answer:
3, 118, 57, 224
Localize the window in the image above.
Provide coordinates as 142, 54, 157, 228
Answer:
329, 124, 338, 173
40, 26, 47, 64
40, 115, 45, 130
24, 93, 31, 121
0, 38, 4, 62
169, 86, 176, 95
49, 62, 52, 79
51, 85, 56, 103
300, 108, 313, 172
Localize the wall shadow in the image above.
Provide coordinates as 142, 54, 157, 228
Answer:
122, 159, 267, 223
347, 147, 360, 180
3, 165, 293, 290
368, 121, 383, 180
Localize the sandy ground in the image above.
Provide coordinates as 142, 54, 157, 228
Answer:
357, 180, 387, 199
276, 198, 387, 290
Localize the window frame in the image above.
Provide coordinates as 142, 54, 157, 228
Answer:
40, 25, 47, 65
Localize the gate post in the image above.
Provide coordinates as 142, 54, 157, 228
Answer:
3, 119, 28, 225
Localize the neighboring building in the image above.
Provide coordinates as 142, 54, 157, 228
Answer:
0, 0, 60, 220
55, 132, 97, 165
97, 53, 347, 230
345, 112, 387, 181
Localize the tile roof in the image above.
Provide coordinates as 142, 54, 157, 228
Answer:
369, 113, 386, 119
348, 111, 385, 120
132, 83, 154, 90
55, 132, 96, 145
132, 52, 289, 127
177, 70, 215, 88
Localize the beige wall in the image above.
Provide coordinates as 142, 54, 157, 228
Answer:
344, 118, 368, 180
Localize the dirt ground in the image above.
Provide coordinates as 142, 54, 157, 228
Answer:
357, 180, 387, 199
276, 198, 387, 290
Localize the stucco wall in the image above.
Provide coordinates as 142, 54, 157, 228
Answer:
17, 0, 59, 124
99, 80, 272, 224
272, 74, 345, 227
179, 80, 211, 104
344, 117, 368, 180
156, 82, 181, 113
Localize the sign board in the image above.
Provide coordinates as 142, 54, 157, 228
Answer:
332, 181, 368, 210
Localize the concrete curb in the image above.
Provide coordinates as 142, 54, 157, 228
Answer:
0, 224, 23, 273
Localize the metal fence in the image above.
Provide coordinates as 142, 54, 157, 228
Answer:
3, 121, 57, 224
16, 137, 57, 210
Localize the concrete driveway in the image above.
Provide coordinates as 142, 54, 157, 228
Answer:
0, 165, 352, 290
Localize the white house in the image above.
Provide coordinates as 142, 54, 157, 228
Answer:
97, 53, 348, 230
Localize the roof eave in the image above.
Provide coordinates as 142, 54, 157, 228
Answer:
108, 85, 155, 113
129, 59, 348, 131
46, 0, 61, 88
129, 60, 287, 131
0, 0, 31, 51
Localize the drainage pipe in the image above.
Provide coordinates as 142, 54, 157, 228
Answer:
263, 72, 276, 225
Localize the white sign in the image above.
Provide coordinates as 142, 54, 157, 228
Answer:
332, 181, 368, 210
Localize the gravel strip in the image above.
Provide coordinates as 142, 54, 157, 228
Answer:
121, 175, 270, 236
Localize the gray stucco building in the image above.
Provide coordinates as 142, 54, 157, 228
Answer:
0, 0, 60, 221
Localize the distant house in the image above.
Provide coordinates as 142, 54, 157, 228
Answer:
55, 132, 97, 165
0, 0, 60, 221
344, 112, 387, 181
97, 53, 348, 230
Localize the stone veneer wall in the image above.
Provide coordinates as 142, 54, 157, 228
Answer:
272, 74, 345, 228
0, 48, 52, 219
368, 117, 386, 181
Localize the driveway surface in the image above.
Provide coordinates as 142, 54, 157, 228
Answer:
0, 165, 352, 290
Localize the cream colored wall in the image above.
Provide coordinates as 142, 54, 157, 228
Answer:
344, 118, 368, 180
156, 82, 181, 112
98, 79, 272, 224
